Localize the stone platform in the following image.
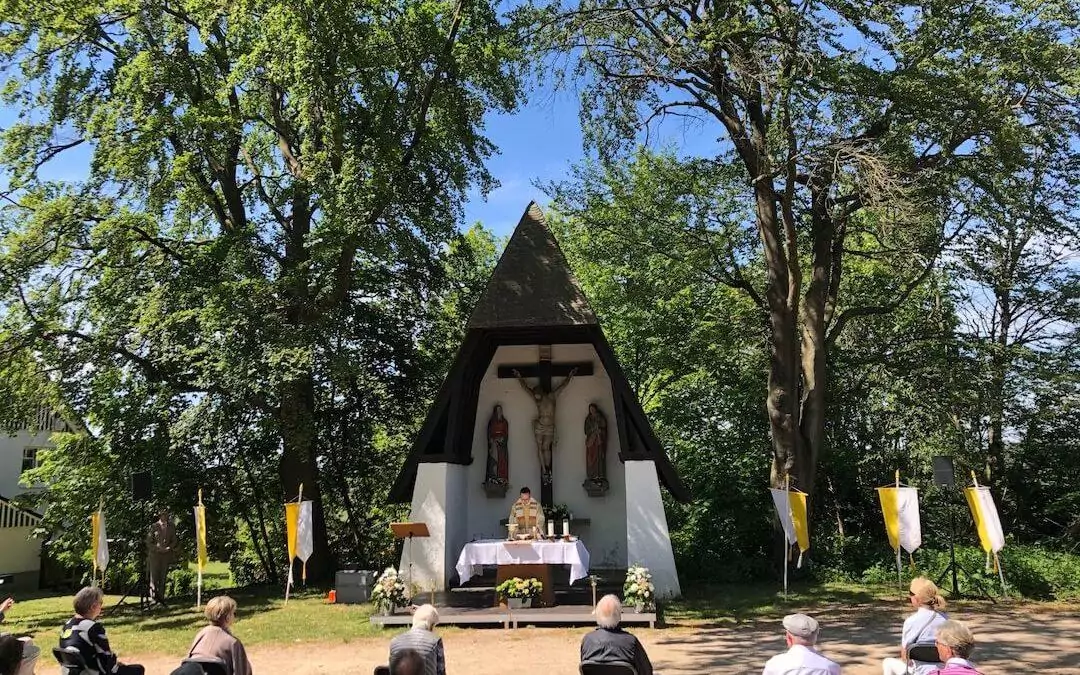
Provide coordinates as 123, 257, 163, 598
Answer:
368, 604, 656, 629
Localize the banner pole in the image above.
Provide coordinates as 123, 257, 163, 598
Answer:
895, 470, 902, 587
783, 474, 790, 598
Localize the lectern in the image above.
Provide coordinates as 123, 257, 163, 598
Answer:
390, 522, 430, 595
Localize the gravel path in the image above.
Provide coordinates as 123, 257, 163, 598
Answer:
122, 605, 1079, 675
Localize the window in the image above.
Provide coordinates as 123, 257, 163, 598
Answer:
21, 447, 38, 474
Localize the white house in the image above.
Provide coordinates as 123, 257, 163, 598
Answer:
0, 410, 68, 589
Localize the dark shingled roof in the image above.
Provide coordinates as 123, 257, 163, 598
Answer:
467, 202, 597, 329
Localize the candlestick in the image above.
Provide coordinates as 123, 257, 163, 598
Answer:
547, 520, 554, 537
562, 519, 569, 537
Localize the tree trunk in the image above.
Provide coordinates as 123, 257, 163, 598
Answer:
755, 183, 803, 488
279, 375, 333, 580
986, 288, 1011, 482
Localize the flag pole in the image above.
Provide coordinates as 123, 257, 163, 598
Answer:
783, 474, 790, 599
895, 470, 902, 588
196, 488, 203, 609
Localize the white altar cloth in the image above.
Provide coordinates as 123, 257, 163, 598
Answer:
455, 539, 591, 585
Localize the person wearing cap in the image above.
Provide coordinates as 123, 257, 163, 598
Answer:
762, 613, 841, 675
933, 620, 981, 675
508, 486, 545, 536
882, 577, 948, 675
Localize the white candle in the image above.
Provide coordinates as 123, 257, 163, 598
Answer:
546, 520, 554, 537
562, 519, 569, 537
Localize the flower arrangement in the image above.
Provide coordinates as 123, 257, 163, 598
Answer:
371, 567, 407, 612
623, 564, 654, 610
543, 503, 572, 522
496, 576, 543, 599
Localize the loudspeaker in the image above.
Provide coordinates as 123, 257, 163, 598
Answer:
131, 472, 152, 501
932, 456, 955, 487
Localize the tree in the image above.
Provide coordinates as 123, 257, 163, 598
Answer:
0, 0, 524, 578
540, 0, 1080, 494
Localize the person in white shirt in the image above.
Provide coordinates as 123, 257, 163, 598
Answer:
762, 613, 841, 675
882, 577, 948, 675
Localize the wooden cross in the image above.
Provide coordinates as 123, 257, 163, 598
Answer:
496, 345, 593, 393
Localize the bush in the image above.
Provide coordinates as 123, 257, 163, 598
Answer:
229, 547, 270, 587
169, 567, 197, 597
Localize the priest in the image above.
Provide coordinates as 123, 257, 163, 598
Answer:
508, 487, 545, 536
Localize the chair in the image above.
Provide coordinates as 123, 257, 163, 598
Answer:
181, 656, 229, 675
373, 667, 390, 675
580, 663, 638, 675
52, 647, 89, 675
907, 643, 943, 664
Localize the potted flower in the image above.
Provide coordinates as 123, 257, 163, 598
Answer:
496, 576, 543, 609
623, 564, 654, 613
371, 567, 407, 616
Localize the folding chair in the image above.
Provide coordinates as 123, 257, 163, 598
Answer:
907, 643, 943, 666
181, 656, 229, 675
373, 667, 390, 675
52, 647, 89, 675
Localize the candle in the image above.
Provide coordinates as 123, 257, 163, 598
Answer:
547, 520, 554, 538
562, 519, 569, 537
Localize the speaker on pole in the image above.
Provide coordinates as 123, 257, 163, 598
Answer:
131, 472, 152, 501
932, 456, 955, 487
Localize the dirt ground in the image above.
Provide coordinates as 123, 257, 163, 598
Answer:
121, 605, 1080, 675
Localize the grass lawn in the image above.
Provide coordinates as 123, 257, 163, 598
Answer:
3, 578, 1063, 660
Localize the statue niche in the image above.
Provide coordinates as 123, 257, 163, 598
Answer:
583, 403, 610, 497
483, 404, 510, 498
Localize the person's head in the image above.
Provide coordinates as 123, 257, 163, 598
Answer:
782, 613, 820, 647
519, 487, 531, 500
411, 604, 439, 631
0, 635, 23, 675
73, 586, 104, 620
589, 403, 598, 414
909, 577, 946, 610
390, 649, 425, 675
935, 620, 976, 661
157, 509, 170, 522
204, 595, 238, 628
594, 594, 622, 629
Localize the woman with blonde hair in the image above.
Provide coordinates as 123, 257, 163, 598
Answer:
881, 577, 948, 675
188, 596, 252, 675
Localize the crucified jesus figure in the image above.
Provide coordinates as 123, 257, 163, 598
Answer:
513, 367, 577, 484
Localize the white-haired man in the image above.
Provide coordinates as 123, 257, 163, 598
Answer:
580, 595, 653, 675
762, 613, 841, 675
388, 604, 445, 675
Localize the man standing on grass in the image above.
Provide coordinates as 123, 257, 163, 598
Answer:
762, 614, 842, 675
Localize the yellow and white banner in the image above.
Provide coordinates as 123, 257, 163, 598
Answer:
877, 487, 922, 555
194, 491, 208, 607
91, 509, 109, 577
965, 485, 1004, 555
769, 488, 810, 566
285, 499, 313, 583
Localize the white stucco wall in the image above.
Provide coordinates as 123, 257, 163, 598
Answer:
625, 460, 681, 599
0, 527, 40, 575
399, 462, 468, 592
464, 343, 628, 568
0, 429, 51, 498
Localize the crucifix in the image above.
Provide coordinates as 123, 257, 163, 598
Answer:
498, 345, 593, 506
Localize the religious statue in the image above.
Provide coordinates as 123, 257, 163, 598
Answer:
513, 366, 577, 485
486, 404, 509, 485
584, 403, 609, 494
146, 509, 178, 603
508, 486, 545, 538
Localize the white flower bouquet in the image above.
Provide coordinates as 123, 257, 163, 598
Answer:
623, 564, 654, 610
371, 567, 408, 612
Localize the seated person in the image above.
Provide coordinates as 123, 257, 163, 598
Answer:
508, 487, 544, 537
0, 597, 40, 675
762, 613, 841, 675
188, 596, 252, 675
388, 605, 444, 675
1, 636, 23, 675
580, 594, 653, 675
59, 587, 145, 675
934, 620, 980, 675
882, 577, 948, 675
389, 649, 425, 675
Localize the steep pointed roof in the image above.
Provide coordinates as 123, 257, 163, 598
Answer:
467, 202, 597, 329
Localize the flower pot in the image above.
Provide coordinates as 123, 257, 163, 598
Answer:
507, 597, 532, 609
634, 603, 644, 614
378, 606, 393, 617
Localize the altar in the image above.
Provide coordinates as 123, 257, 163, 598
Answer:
456, 539, 590, 607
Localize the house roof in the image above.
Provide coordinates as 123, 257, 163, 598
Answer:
467, 202, 597, 329
389, 203, 691, 504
